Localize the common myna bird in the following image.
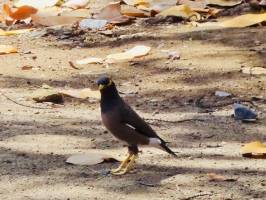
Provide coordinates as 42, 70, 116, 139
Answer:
96, 76, 177, 175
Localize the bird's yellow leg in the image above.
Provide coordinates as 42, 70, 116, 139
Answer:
112, 154, 137, 175
111, 154, 132, 174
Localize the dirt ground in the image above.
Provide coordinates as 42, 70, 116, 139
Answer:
1, 1, 266, 200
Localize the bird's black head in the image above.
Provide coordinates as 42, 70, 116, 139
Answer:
96, 76, 120, 111
96, 76, 114, 91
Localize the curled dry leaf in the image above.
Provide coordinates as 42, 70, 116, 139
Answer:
148, 0, 180, 12
241, 141, 266, 158
206, 0, 242, 7
177, 0, 206, 10
31, 14, 83, 26
63, 0, 90, 9
199, 13, 266, 28
60, 9, 92, 18
76, 57, 104, 64
96, 2, 131, 24
207, 173, 237, 182
13, 0, 60, 9
21, 65, 33, 70
66, 153, 118, 165
121, 4, 150, 17
32, 89, 64, 104
59, 88, 100, 99
0, 45, 18, 55
221, 13, 266, 27
3, 4, 38, 20
123, 0, 149, 7
158, 5, 201, 21
106, 45, 151, 62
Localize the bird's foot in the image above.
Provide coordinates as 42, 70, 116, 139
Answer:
111, 153, 132, 173
111, 154, 137, 175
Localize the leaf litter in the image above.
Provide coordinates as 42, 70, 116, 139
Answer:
241, 141, 266, 158
66, 153, 118, 165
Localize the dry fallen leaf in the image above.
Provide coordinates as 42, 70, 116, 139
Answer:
121, 4, 150, 17
21, 65, 33, 70
207, 173, 237, 182
177, 0, 206, 10
221, 13, 266, 27
63, 0, 90, 9
158, 5, 201, 21
199, 13, 266, 28
59, 88, 100, 99
3, 4, 38, 20
0, 28, 32, 36
241, 141, 266, 158
60, 8, 92, 18
0, 45, 18, 55
66, 153, 118, 165
76, 57, 104, 64
31, 14, 83, 26
206, 0, 242, 7
241, 66, 266, 75
106, 45, 151, 62
96, 2, 131, 24
14, 0, 60, 9
32, 89, 64, 104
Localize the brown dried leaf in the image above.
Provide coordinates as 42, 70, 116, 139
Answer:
63, 0, 90, 9
206, 0, 242, 7
66, 153, 118, 165
177, 0, 206, 9
3, 4, 38, 20
0, 45, 18, 55
32, 89, 64, 104
199, 13, 266, 28
31, 14, 83, 26
21, 65, 33, 70
96, 2, 131, 24
207, 173, 237, 182
241, 141, 266, 158
158, 5, 201, 21
121, 4, 150, 17
106, 45, 151, 62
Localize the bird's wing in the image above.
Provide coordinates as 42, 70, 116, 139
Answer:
120, 102, 164, 141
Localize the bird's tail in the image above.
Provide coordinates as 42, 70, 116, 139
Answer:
160, 142, 178, 157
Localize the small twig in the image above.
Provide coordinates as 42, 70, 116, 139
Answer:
144, 118, 206, 124
69, 61, 80, 70
0, 91, 52, 109
137, 181, 159, 187
181, 192, 215, 200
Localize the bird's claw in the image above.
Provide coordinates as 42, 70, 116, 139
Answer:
110, 154, 137, 175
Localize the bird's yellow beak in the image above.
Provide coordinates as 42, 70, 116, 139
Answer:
98, 80, 113, 90
99, 84, 105, 90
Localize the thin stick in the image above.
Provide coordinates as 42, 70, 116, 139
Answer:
0, 91, 52, 109
181, 192, 214, 200
69, 61, 79, 70
144, 118, 206, 124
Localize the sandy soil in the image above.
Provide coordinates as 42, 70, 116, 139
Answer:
1, 1, 266, 199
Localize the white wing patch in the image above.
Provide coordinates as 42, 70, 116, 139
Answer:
149, 138, 161, 146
